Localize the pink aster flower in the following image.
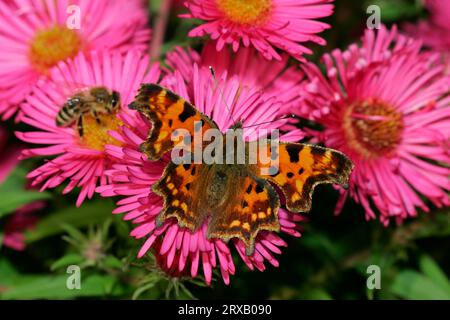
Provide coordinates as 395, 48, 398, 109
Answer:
403, 0, 450, 72
16, 50, 161, 207
296, 25, 450, 225
0, 125, 22, 182
97, 63, 305, 285
0, 0, 151, 120
2, 202, 43, 251
180, 0, 334, 61
165, 41, 305, 118
404, 0, 450, 52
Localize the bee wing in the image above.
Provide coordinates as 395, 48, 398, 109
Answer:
61, 82, 94, 98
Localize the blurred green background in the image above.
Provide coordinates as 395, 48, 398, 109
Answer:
0, 0, 449, 300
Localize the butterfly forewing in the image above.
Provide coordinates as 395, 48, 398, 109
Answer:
129, 84, 219, 160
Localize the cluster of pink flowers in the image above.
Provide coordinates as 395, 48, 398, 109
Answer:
180, 0, 334, 61
0, 0, 152, 248
296, 25, 450, 225
0, 0, 449, 285
0, 0, 150, 120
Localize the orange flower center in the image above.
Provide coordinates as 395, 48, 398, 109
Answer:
29, 25, 82, 74
216, 0, 272, 26
343, 99, 404, 158
80, 113, 123, 151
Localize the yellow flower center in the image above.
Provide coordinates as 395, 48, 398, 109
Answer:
29, 25, 82, 74
216, 0, 272, 26
343, 99, 404, 159
80, 113, 123, 151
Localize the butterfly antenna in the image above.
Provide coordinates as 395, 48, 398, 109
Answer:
209, 66, 237, 124
241, 114, 297, 129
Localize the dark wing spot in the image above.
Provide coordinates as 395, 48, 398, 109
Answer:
191, 166, 196, 175
139, 84, 162, 98
333, 151, 350, 173
178, 102, 197, 122
252, 200, 266, 212
311, 146, 326, 156
255, 184, 264, 194
298, 168, 304, 175
185, 183, 191, 190
165, 90, 179, 103
246, 185, 253, 194
287, 172, 294, 178
168, 119, 173, 127
285, 144, 301, 163
242, 200, 248, 208
183, 164, 190, 171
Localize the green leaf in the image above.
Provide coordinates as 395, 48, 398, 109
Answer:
0, 167, 51, 218
0, 274, 123, 299
25, 200, 114, 243
303, 289, 333, 300
419, 255, 450, 294
50, 254, 84, 271
391, 270, 450, 300
61, 223, 88, 242
365, 0, 423, 21
132, 281, 157, 300
0, 258, 20, 281
103, 255, 123, 270
413, 212, 450, 239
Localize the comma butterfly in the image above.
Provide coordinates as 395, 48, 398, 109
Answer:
129, 84, 354, 255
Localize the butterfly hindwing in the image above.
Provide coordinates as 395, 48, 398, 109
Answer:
129, 84, 218, 160
152, 161, 205, 230
257, 142, 353, 212
207, 174, 280, 255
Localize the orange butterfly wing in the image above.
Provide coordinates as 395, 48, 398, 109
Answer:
255, 142, 353, 212
129, 84, 218, 160
152, 161, 205, 231
207, 174, 280, 255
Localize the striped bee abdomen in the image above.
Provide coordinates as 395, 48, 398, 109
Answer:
56, 99, 81, 127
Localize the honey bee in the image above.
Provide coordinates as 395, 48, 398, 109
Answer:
56, 86, 120, 136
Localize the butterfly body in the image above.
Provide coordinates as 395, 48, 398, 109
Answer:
130, 84, 354, 255
151, 140, 281, 255
202, 164, 241, 208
